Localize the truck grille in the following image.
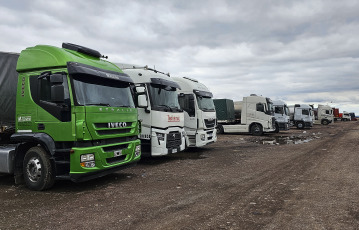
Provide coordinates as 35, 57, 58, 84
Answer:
166, 131, 182, 149
95, 122, 133, 128
204, 119, 216, 128
94, 122, 133, 136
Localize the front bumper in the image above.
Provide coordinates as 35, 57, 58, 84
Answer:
69, 139, 141, 180
150, 127, 186, 156
187, 129, 217, 147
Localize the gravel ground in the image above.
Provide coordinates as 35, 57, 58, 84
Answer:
0, 121, 358, 230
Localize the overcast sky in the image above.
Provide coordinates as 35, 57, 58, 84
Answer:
1, 0, 358, 114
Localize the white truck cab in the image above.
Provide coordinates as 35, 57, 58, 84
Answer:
273, 100, 290, 132
117, 64, 186, 156
288, 104, 313, 129
214, 95, 276, 136
313, 104, 334, 125
173, 77, 217, 147
342, 111, 351, 121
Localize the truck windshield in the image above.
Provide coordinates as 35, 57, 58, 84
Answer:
72, 76, 135, 108
267, 102, 274, 115
148, 84, 181, 112
196, 96, 215, 112
275, 106, 283, 114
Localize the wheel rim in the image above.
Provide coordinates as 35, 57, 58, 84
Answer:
253, 125, 261, 134
298, 123, 303, 128
26, 157, 42, 182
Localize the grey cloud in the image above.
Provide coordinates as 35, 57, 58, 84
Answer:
0, 0, 358, 114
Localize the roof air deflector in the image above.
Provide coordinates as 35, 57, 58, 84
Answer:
62, 43, 101, 58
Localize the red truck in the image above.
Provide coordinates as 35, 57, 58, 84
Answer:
332, 108, 340, 121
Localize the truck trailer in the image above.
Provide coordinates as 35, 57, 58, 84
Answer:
116, 64, 186, 156
288, 104, 313, 129
214, 95, 276, 136
0, 43, 141, 190
273, 100, 290, 132
173, 77, 217, 147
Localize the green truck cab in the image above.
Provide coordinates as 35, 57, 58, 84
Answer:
0, 43, 141, 190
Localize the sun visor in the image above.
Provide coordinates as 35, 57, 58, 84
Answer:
193, 89, 213, 98
67, 62, 133, 83
150, 78, 181, 89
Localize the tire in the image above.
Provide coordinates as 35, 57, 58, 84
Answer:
251, 124, 263, 136
296, 122, 304, 129
274, 123, 280, 133
23, 146, 55, 191
322, 120, 328, 125
216, 124, 224, 134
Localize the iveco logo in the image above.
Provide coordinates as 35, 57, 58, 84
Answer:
108, 122, 127, 128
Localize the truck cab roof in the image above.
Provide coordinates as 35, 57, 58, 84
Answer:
172, 77, 211, 95
17, 43, 122, 73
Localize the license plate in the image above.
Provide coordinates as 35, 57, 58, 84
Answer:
208, 133, 213, 137
114, 150, 122, 157
172, 149, 177, 153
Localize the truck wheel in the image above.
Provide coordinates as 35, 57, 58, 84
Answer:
296, 122, 304, 129
251, 124, 263, 136
23, 146, 55, 191
322, 120, 328, 125
216, 125, 224, 134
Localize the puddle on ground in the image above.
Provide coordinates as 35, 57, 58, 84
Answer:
261, 136, 314, 145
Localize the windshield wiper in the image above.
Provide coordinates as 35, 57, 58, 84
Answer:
158, 105, 172, 112
85, 103, 111, 107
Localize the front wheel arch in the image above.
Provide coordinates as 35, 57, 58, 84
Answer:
250, 123, 263, 136
23, 146, 55, 191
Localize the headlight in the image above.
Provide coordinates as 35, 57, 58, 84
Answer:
80, 153, 95, 168
81, 153, 94, 162
156, 132, 165, 141
200, 134, 205, 141
135, 145, 141, 157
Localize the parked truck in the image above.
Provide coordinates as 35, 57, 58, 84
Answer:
272, 100, 290, 132
332, 108, 340, 121
288, 104, 313, 129
341, 111, 351, 121
214, 95, 276, 136
0, 43, 141, 190
349, 112, 357, 121
116, 64, 185, 156
312, 104, 334, 125
172, 77, 217, 147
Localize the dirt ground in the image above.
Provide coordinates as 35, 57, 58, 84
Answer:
1, 121, 359, 230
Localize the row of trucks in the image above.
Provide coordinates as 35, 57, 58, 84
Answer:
0, 43, 217, 190
332, 108, 352, 121
0, 42, 354, 190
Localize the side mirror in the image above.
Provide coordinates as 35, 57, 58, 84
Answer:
136, 86, 146, 94
138, 94, 148, 108
51, 85, 65, 103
